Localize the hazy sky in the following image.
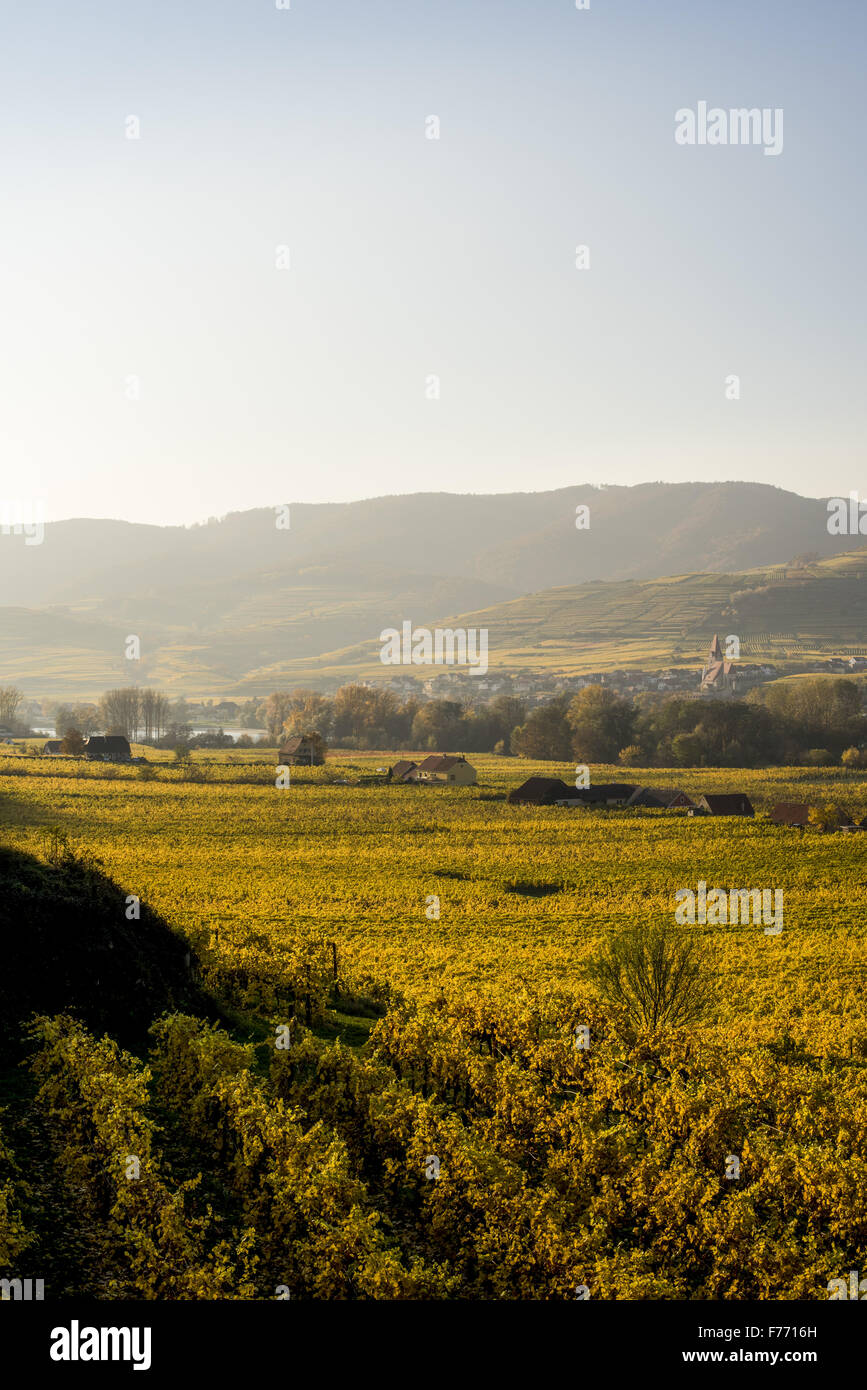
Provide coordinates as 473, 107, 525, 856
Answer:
2, 0, 864, 525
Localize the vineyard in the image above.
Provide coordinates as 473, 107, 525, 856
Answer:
2, 751, 867, 1299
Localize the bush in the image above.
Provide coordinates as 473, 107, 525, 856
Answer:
804, 748, 834, 767
585, 922, 712, 1034
618, 744, 643, 767
841, 746, 864, 769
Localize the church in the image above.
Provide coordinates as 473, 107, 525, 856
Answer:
699, 634, 737, 694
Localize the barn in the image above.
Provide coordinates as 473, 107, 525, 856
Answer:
693, 793, 754, 817
278, 734, 325, 766
769, 802, 811, 827
626, 787, 695, 810
388, 760, 418, 783
508, 776, 576, 806
83, 735, 132, 763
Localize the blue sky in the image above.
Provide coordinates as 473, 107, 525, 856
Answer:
2, 0, 864, 524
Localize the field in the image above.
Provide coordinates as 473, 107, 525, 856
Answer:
3, 749, 867, 1050
3, 749, 867, 1300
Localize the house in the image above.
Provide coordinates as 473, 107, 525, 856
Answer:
278, 734, 325, 766
769, 802, 811, 827
388, 760, 418, 783
83, 735, 132, 763
700, 634, 737, 694
409, 754, 477, 786
508, 776, 576, 806
693, 793, 754, 817
571, 783, 639, 807
626, 787, 695, 810
43, 740, 63, 755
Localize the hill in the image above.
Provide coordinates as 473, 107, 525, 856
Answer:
225, 550, 867, 686
1, 482, 864, 695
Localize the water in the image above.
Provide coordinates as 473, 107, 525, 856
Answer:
31, 725, 268, 744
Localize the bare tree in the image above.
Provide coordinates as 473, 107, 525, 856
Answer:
585, 922, 712, 1033
99, 687, 141, 740
0, 686, 23, 724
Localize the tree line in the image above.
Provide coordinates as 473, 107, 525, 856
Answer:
12, 675, 867, 766
512, 677, 867, 768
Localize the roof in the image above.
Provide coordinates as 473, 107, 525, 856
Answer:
85, 735, 130, 750
415, 754, 469, 773
627, 787, 694, 809
697, 793, 754, 815
769, 802, 811, 826
279, 734, 314, 753
507, 777, 574, 806
390, 760, 417, 780
572, 783, 638, 803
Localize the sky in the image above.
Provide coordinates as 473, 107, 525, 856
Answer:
1, 0, 865, 526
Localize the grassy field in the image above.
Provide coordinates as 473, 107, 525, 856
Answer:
3, 749, 866, 1055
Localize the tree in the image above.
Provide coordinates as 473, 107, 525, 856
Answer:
804, 748, 834, 767
280, 690, 334, 740
671, 731, 704, 767
586, 922, 712, 1034
99, 688, 141, 740
618, 744, 644, 767
333, 686, 401, 747
808, 803, 846, 831
841, 746, 864, 769
59, 727, 86, 756
139, 689, 171, 742
0, 687, 23, 724
487, 696, 527, 754
510, 702, 573, 760
260, 692, 296, 740
567, 686, 635, 763
52, 705, 76, 738
411, 700, 466, 752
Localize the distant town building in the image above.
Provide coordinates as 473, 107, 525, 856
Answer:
700, 635, 736, 694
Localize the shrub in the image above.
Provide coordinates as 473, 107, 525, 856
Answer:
585, 922, 712, 1034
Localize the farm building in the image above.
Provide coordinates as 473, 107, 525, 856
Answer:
571, 783, 638, 807
769, 803, 811, 827
507, 776, 577, 806
83, 735, 132, 763
43, 740, 63, 755
409, 755, 477, 786
278, 734, 325, 766
388, 760, 418, 783
626, 787, 695, 810
693, 793, 754, 817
